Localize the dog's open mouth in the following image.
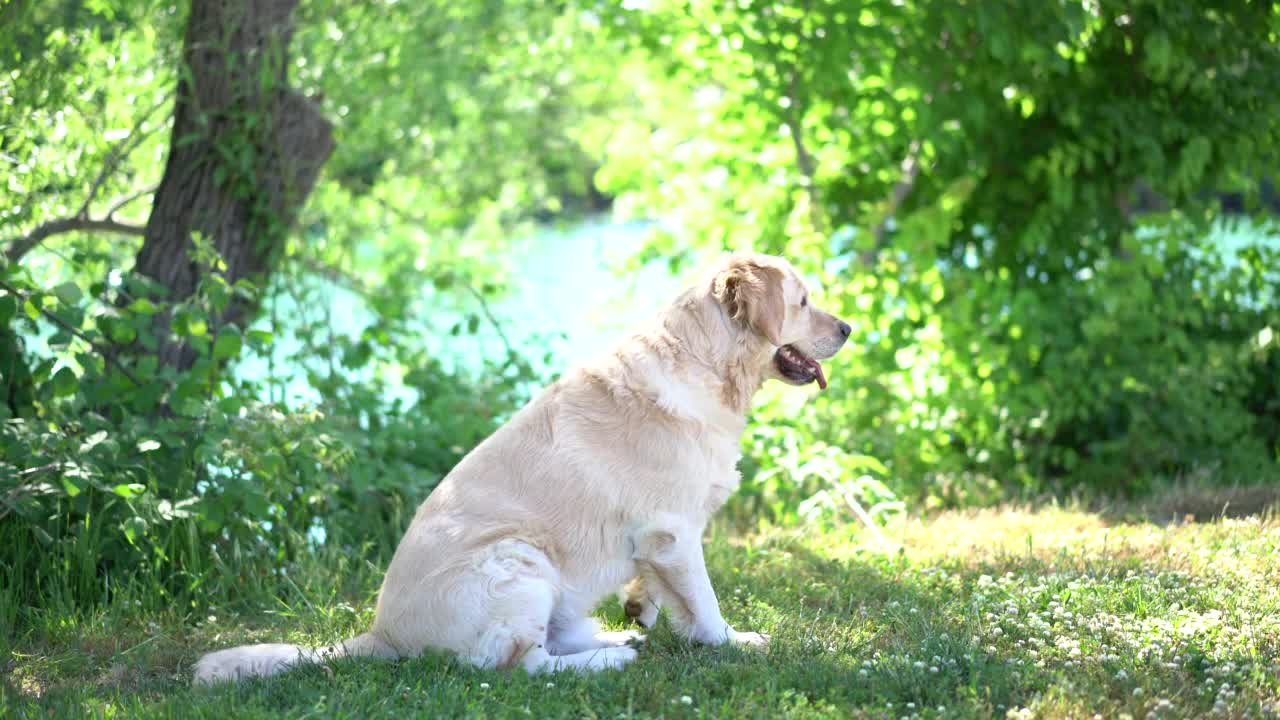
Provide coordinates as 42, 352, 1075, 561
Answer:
774, 344, 827, 390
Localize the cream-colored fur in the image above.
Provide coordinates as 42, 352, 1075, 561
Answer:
193, 252, 849, 684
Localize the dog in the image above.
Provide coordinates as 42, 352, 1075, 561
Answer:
193, 252, 850, 683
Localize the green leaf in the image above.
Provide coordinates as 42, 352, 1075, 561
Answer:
103, 317, 137, 343
122, 516, 148, 545
112, 483, 147, 498
51, 366, 79, 397
241, 489, 270, 518
158, 498, 198, 520
0, 292, 16, 325
217, 395, 244, 415
128, 298, 161, 315
61, 477, 82, 497
79, 430, 109, 453
258, 451, 285, 478
85, 0, 116, 20
213, 325, 242, 360
53, 282, 82, 306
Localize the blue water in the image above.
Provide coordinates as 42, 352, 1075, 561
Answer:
236, 218, 699, 407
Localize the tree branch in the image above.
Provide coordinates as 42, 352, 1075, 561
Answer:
783, 70, 826, 235
461, 280, 516, 363
0, 278, 144, 388
295, 255, 373, 295
869, 140, 923, 262
4, 216, 146, 264
104, 184, 160, 222
77, 92, 173, 219
1, 93, 170, 264
295, 255, 519, 364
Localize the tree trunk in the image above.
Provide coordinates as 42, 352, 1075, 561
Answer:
133, 0, 333, 370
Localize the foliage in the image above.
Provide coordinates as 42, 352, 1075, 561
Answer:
0, 238, 531, 618
592, 0, 1280, 502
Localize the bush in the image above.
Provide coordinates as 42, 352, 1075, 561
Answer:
749, 216, 1280, 505
0, 253, 534, 630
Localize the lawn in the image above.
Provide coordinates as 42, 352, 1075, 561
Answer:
4, 504, 1279, 719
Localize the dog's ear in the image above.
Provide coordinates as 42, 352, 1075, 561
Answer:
712, 257, 785, 345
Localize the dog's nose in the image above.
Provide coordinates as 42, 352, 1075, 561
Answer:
837, 320, 851, 338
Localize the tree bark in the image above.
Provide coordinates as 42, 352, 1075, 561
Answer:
133, 0, 333, 370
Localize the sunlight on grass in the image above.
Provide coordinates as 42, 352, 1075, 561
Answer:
5, 506, 1279, 719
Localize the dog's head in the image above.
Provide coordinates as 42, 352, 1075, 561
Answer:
710, 253, 850, 390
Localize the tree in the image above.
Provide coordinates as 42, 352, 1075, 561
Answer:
133, 0, 332, 370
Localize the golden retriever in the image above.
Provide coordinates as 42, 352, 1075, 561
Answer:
194, 252, 850, 683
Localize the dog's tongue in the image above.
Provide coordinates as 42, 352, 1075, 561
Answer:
808, 358, 827, 390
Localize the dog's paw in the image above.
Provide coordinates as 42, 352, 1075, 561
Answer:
730, 631, 770, 648
595, 630, 646, 646
587, 645, 637, 671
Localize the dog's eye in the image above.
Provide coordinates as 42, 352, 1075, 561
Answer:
800, 295, 808, 308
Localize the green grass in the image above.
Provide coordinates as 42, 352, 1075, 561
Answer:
4, 506, 1280, 718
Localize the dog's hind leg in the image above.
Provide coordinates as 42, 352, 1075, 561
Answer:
521, 645, 637, 672
460, 579, 637, 673
545, 612, 644, 656
453, 540, 637, 673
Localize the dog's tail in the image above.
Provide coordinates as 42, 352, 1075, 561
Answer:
192, 632, 398, 686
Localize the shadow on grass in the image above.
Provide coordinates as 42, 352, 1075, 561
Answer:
710, 537, 1027, 714
1093, 483, 1280, 526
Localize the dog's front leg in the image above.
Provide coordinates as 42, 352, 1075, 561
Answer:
630, 516, 768, 647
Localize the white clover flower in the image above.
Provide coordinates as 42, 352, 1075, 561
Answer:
480, 682, 491, 690
680, 695, 693, 705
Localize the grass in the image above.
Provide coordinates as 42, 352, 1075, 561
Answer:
3, 504, 1280, 719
